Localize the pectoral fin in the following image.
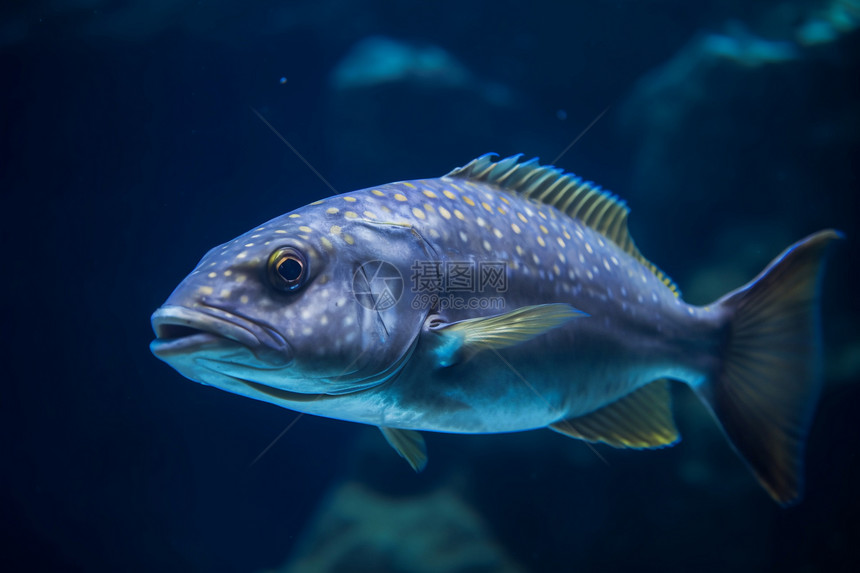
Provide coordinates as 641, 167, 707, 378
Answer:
550, 379, 680, 449
379, 427, 428, 471
427, 303, 586, 367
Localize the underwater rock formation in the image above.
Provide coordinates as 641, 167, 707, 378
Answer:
618, 10, 858, 294
324, 35, 520, 180
273, 481, 524, 573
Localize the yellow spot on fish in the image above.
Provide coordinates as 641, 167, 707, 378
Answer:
611, 256, 619, 266
443, 190, 456, 200
558, 253, 566, 263
459, 231, 468, 242
553, 264, 561, 276
380, 205, 391, 213
344, 234, 355, 245
463, 196, 476, 207
320, 236, 333, 250
412, 207, 426, 220
198, 286, 214, 295
500, 196, 510, 205
326, 207, 339, 215
497, 206, 506, 215
372, 189, 384, 197
557, 237, 566, 248
493, 228, 503, 239
563, 230, 571, 240
224, 270, 232, 277
532, 254, 541, 264
422, 190, 437, 198
450, 183, 463, 192
219, 289, 231, 298
208, 271, 217, 278
537, 236, 546, 247
235, 274, 247, 283
244, 243, 255, 247
343, 196, 357, 202
275, 229, 287, 234
517, 212, 528, 224
299, 226, 312, 233
344, 211, 358, 219
538, 211, 547, 219
482, 240, 492, 251
240, 295, 249, 304
236, 251, 248, 259
320, 315, 329, 326
330, 225, 342, 235
516, 245, 525, 256
603, 258, 611, 271
482, 202, 493, 212
288, 214, 300, 219
363, 210, 377, 219
403, 182, 416, 189
539, 224, 549, 234
454, 209, 465, 220
309, 200, 324, 206
394, 193, 407, 202
476, 217, 486, 227
439, 207, 451, 219
511, 223, 521, 234
585, 242, 593, 254
423, 203, 434, 213
429, 228, 440, 239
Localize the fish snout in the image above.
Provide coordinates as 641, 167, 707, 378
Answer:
150, 304, 293, 366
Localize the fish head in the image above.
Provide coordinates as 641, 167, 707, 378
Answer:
150, 205, 431, 400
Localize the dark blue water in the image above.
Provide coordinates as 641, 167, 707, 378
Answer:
2, 1, 858, 571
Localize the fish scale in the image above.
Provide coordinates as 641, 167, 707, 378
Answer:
151, 154, 840, 505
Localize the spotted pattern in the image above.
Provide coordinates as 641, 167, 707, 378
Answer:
172, 171, 699, 393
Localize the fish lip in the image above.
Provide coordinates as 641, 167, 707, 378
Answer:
150, 305, 292, 365
152, 304, 258, 345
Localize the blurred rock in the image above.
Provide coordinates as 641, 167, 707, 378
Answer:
271, 481, 524, 573
618, 11, 858, 286
324, 35, 524, 183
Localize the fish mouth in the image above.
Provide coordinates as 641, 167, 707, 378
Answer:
150, 304, 292, 365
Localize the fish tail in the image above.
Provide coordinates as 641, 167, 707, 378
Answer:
696, 229, 842, 505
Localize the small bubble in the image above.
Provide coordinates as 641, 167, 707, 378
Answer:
279, 77, 287, 84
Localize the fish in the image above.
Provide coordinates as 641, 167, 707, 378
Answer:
150, 153, 840, 505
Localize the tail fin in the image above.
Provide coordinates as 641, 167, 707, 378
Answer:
697, 230, 841, 505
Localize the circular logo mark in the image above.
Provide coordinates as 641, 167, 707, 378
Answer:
352, 260, 404, 311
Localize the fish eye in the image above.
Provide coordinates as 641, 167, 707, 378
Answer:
267, 247, 308, 292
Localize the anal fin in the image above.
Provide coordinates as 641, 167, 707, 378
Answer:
550, 379, 680, 449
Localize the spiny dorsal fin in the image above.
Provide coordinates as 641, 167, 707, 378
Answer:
446, 154, 680, 297
549, 379, 679, 448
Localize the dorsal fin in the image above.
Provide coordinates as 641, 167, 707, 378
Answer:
445, 153, 680, 297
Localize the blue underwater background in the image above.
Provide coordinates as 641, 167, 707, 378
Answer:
2, 1, 859, 571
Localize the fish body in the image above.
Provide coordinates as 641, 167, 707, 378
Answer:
151, 154, 839, 504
